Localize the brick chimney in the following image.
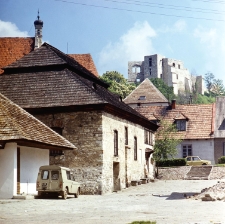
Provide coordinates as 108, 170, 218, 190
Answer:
171, 99, 176, 109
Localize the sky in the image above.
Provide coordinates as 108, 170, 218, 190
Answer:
1, 0, 225, 85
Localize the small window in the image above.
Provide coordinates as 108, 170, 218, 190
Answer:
176, 120, 186, 131
177, 74, 178, 79
149, 68, 152, 75
41, 170, 49, 180
182, 145, 192, 158
66, 171, 71, 180
178, 64, 180, 69
50, 127, 64, 156
149, 58, 152, 67
51, 171, 59, 180
125, 127, 128, 145
173, 63, 175, 67
137, 103, 141, 106
139, 96, 146, 100
114, 130, 118, 156
134, 137, 137, 160
144, 129, 153, 145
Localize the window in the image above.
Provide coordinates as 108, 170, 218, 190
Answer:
176, 74, 178, 79
139, 96, 146, 100
134, 137, 137, 160
182, 145, 192, 158
149, 58, 152, 67
125, 127, 128, 145
144, 130, 153, 145
178, 64, 181, 69
114, 130, 118, 156
50, 127, 64, 156
51, 171, 59, 180
41, 170, 49, 180
66, 171, 71, 180
173, 63, 175, 67
176, 120, 186, 131
149, 68, 152, 75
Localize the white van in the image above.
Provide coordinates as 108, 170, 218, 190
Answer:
36, 165, 80, 199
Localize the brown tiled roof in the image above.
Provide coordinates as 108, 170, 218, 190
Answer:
0, 93, 76, 150
124, 78, 169, 105
0, 37, 34, 74
69, 54, 99, 77
135, 104, 214, 139
0, 43, 158, 131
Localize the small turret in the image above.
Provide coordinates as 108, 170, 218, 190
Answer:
34, 10, 43, 49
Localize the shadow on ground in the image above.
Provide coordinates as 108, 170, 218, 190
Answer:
152, 192, 199, 200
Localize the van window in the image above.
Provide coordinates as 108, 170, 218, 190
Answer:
42, 170, 49, 180
51, 171, 59, 180
66, 171, 71, 180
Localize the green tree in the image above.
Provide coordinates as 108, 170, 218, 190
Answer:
154, 120, 182, 161
100, 71, 136, 99
150, 78, 175, 101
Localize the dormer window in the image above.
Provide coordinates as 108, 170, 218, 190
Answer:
176, 119, 186, 131
139, 96, 146, 100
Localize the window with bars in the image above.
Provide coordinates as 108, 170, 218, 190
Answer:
144, 129, 153, 145
114, 130, 118, 156
134, 137, 137, 160
182, 145, 192, 158
50, 127, 64, 156
125, 127, 128, 145
176, 120, 186, 131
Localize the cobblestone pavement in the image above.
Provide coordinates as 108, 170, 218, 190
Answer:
0, 180, 225, 224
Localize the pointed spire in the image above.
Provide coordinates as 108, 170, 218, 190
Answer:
34, 10, 43, 49
37, 9, 40, 20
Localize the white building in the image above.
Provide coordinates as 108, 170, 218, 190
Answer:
128, 54, 205, 95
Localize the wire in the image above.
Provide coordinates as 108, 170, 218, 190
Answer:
54, 0, 225, 22
103, 0, 225, 15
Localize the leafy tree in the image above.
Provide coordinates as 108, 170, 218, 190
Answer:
100, 71, 136, 98
204, 72, 225, 97
150, 78, 175, 101
154, 120, 182, 161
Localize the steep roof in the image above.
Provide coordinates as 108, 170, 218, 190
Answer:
0, 37, 35, 74
0, 43, 158, 131
124, 78, 169, 105
0, 93, 76, 150
135, 104, 214, 139
69, 54, 99, 77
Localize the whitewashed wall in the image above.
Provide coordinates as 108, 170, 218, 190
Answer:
20, 147, 49, 194
176, 139, 215, 164
0, 143, 17, 199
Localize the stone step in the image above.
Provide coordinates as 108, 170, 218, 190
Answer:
184, 166, 212, 180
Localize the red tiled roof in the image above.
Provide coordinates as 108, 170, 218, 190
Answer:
69, 54, 99, 77
135, 104, 214, 139
0, 37, 35, 74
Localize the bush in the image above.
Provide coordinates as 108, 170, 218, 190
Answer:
218, 156, 225, 164
156, 158, 186, 167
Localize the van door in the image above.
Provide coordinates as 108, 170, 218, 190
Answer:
40, 170, 50, 190
50, 170, 60, 190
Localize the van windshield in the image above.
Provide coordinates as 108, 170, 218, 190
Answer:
41, 170, 49, 180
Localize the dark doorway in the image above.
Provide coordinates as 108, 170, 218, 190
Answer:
113, 162, 120, 191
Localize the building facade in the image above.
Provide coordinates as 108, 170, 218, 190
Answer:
128, 54, 205, 95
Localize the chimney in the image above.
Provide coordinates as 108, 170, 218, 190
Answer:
171, 99, 176, 109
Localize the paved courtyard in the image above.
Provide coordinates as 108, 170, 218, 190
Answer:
0, 180, 225, 224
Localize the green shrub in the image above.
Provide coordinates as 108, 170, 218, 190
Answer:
218, 156, 225, 164
156, 158, 186, 167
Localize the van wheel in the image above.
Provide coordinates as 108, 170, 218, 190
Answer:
62, 188, 68, 200
75, 188, 79, 198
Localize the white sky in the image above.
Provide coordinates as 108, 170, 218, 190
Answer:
0, 0, 225, 85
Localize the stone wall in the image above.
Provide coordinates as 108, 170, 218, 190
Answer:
214, 139, 225, 164
34, 110, 155, 195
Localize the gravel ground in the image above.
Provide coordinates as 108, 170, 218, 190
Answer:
0, 179, 225, 224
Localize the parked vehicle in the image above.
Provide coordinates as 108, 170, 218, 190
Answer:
36, 165, 80, 199
185, 156, 211, 166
